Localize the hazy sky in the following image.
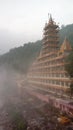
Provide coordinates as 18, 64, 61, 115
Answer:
0, 0, 73, 54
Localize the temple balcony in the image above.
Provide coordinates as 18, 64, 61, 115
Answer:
43, 30, 59, 35
43, 44, 59, 49
31, 62, 66, 70
44, 24, 59, 30
32, 55, 64, 65
37, 51, 57, 60
43, 39, 58, 43
28, 80, 69, 92
28, 76, 70, 82
28, 70, 66, 75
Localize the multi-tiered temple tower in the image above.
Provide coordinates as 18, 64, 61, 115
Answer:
27, 15, 72, 97
42, 15, 59, 54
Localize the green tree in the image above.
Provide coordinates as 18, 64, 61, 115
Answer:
4, 102, 28, 130
11, 112, 28, 130
65, 50, 73, 97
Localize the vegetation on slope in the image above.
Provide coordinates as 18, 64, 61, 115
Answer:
0, 40, 42, 73
59, 24, 73, 47
65, 50, 73, 97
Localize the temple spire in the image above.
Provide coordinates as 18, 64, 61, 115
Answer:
49, 14, 53, 24
59, 37, 72, 54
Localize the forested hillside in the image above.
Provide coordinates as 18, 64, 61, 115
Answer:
59, 24, 73, 46
0, 24, 73, 73
0, 41, 42, 73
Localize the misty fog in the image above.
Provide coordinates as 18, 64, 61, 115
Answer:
0, 28, 41, 54
0, 29, 27, 54
0, 67, 18, 103
0, 66, 50, 130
